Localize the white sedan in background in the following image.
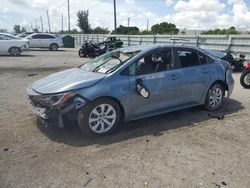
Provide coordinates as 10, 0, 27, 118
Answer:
25, 33, 63, 51
0, 33, 29, 56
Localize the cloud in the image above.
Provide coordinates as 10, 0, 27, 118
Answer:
174, 0, 225, 12
125, 0, 135, 4
1, 0, 250, 32
165, 0, 175, 6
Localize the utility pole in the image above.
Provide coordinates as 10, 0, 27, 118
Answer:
113, 0, 117, 31
35, 19, 38, 31
61, 13, 63, 32
46, 10, 51, 33
146, 18, 149, 31
127, 17, 130, 33
40, 16, 43, 32
67, 0, 70, 31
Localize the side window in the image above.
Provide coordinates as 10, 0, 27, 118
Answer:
198, 52, 207, 64
177, 49, 200, 68
0, 35, 13, 40
32, 35, 41, 39
43, 35, 55, 39
128, 49, 174, 75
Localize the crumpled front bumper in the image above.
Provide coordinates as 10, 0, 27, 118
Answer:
27, 88, 87, 127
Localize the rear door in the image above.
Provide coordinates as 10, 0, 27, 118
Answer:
0, 34, 17, 53
40, 34, 55, 47
0, 34, 9, 52
173, 47, 214, 104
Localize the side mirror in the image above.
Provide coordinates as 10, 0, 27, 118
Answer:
136, 78, 150, 98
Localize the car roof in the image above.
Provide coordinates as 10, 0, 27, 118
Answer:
119, 44, 202, 54
28, 33, 56, 36
0, 33, 20, 38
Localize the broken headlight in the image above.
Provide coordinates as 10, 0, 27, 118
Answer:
31, 92, 76, 107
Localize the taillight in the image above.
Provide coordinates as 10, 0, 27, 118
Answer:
245, 61, 250, 69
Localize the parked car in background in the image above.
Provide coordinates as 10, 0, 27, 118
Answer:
99, 36, 123, 48
25, 33, 63, 51
16, 32, 34, 38
0, 33, 29, 56
27, 45, 234, 137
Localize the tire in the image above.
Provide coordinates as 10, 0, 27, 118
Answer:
77, 98, 121, 137
9, 47, 21, 56
204, 83, 224, 111
78, 49, 86, 57
49, 44, 58, 51
240, 70, 250, 89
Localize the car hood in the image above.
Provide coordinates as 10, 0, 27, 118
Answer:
31, 68, 106, 94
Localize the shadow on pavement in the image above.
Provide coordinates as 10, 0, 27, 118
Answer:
29, 49, 65, 52
38, 98, 244, 147
0, 54, 35, 57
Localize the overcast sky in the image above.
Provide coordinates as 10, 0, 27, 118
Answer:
1, 0, 250, 32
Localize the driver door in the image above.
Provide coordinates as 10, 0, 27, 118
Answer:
128, 48, 183, 118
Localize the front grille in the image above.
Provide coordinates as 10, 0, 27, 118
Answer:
29, 95, 52, 107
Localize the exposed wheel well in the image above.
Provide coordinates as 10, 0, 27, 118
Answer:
211, 80, 228, 95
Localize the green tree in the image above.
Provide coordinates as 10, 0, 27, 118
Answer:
92, 27, 109, 34
33, 28, 39, 32
77, 10, 91, 33
113, 25, 139, 35
201, 26, 240, 35
151, 22, 179, 34
21, 27, 26, 33
13, 25, 21, 33
140, 30, 153, 35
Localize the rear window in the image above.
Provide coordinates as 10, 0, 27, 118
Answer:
178, 50, 200, 68
177, 49, 212, 68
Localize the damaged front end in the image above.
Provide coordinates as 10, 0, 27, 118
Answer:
27, 88, 87, 128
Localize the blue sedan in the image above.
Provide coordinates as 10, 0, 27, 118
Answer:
27, 45, 234, 136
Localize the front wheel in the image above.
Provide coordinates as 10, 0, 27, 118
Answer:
204, 83, 224, 111
9, 47, 21, 56
240, 70, 250, 89
77, 98, 121, 137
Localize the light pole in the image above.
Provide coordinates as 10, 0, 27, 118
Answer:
113, 0, 117, 31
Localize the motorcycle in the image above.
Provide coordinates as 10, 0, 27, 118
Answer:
222, 50, 245, 71
78, 41, 112, 58
240, 61, 250, 89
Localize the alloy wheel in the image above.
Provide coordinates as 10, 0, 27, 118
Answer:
243, 72, 250, 86
88, 104, 116, 134
209, 87, 223, 108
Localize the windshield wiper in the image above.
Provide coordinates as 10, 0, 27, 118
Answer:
105, 61, 123, 74
92, 60, 110, 72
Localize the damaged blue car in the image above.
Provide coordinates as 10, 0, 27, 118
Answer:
27, 45, 234, 136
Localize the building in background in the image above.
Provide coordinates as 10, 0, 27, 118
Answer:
0, 29, 8, 33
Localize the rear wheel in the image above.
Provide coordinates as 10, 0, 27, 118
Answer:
77, 98, 121, 137
240, 70, 250, 89
49, 44, 58, 51
9, 47, 21, 56
78, 49, 86, 57
204, 83, 224, 111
